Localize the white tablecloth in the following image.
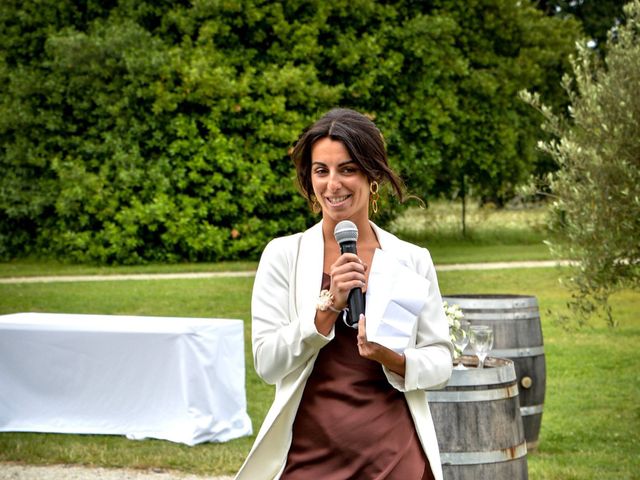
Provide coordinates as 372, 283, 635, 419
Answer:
0, 312, 252, 445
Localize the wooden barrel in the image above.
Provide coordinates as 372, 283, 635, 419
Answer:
428, 356, 528, 480
442, 294, 546, 450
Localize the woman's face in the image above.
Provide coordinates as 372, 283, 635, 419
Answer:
310, 137, 370, 226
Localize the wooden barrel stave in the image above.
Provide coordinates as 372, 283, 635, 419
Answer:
431, 397, 523, 451
428, 357, 528, 480
455, 311, 543, 348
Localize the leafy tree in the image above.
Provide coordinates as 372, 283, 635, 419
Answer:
522, 0, 640, 326
431, 0, 580, 205
537, 0, 628, 49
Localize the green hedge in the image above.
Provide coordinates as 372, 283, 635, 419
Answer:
0, 1, 579, 263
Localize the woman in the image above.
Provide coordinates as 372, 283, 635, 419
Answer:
235, 108, 453, 480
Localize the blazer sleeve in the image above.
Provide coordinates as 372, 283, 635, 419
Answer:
383, 247, 454, 392
251, 237, 334, 385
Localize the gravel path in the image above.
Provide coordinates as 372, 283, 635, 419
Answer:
0, 260, 573, 285
0, 464, 233, 480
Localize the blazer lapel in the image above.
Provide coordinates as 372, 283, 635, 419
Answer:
294, 221, 325, 322
371, 221, 413, 268
371, 221, 398, 254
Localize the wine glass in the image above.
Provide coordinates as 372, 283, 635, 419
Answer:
469, 325, 494, 369
452, 320, 470, 370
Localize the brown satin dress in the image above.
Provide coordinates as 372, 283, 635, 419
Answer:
281, 274, 434, 480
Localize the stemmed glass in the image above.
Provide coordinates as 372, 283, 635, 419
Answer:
452, 320, 470, 370
469, 325, 494, 369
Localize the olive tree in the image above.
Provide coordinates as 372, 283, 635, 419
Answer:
522, 0, 640, 326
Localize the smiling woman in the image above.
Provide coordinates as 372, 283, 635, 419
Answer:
235, 108, 454, 480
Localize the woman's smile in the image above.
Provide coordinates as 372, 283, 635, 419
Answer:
325, 194, 352, 206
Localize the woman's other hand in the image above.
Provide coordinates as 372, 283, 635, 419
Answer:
357, 314, 406, 377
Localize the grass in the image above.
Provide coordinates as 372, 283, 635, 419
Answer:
0, 268, 638, 479
0, 259, 258, 278
0, 243, 553, 279
427, 242, 553, 264
390, 200, 550, 244
391, 201, 556, 264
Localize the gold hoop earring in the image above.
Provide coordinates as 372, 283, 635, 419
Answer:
369, 181, 380, 214
311, 195, 321, 214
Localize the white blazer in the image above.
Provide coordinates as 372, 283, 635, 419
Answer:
235, 221, 453, 480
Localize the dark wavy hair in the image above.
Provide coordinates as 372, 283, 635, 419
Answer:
291, 108, 405, 208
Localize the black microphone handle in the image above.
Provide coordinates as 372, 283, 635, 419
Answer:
339, 240, 365, 326
347, 287, 365, 327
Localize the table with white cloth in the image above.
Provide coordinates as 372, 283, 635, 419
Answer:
0, 312, 252, 445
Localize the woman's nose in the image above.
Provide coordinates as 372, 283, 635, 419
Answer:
328, 172, 341, 191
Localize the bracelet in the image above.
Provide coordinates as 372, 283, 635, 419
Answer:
317, 289, 345, 313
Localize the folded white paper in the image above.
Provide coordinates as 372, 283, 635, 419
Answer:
365, 249, 430, 353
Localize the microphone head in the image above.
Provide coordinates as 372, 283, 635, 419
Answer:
334, 220, 358, 245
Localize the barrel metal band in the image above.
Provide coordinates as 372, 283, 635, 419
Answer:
441, 441, 528, 466
491, 346, 545, 358
520, 404, 544, 416
441, 297, 538, 310
427, 383, 519, 403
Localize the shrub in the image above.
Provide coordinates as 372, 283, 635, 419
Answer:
0, 1, 579, 263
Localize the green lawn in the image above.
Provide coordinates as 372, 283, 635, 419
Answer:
392, 202, 557, 264
0, 258, 259, 278
427, 241, 553, 265
0, 267, 638, 479
0, 242, 552, 279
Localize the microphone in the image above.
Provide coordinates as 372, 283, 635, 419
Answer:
334, 220, 365, 328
